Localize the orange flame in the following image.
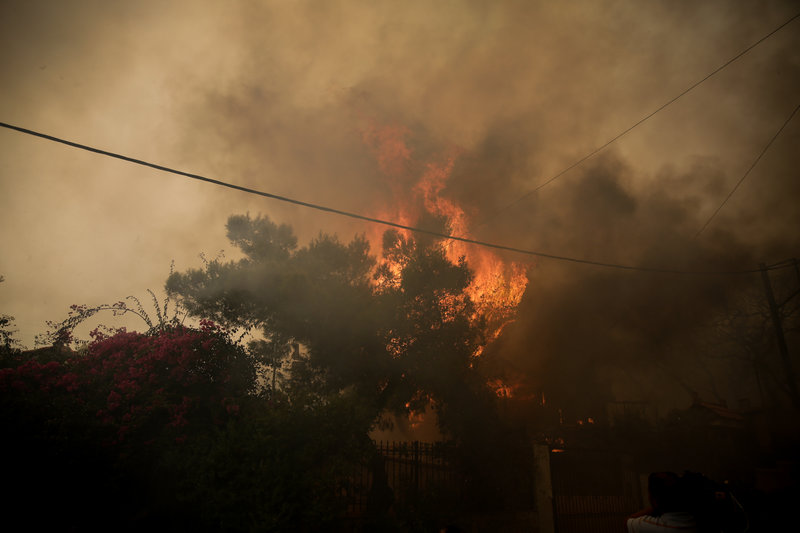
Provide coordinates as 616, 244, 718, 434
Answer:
488, 378, 515, 399
362, 122, 528, 348
408, 410, 425, 429
361, 124, 412, 178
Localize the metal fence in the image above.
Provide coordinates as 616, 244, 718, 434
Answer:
344, 440, 460, 518
343, 440, 642, 533
549, 448, 642, 533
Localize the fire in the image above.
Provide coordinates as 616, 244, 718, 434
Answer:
361, 124, 412, 178
362, 122, 529, 345
407, 409, 425, 429
404, 396, 431, 429
488, 378, 515, 399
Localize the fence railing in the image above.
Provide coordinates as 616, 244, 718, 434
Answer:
344, 440, 460, 517
549, 448, 642, 533
342, 440, 642, 533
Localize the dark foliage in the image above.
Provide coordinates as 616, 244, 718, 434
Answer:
0, 323, 368, 531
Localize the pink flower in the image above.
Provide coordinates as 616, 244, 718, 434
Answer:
107, 390, 122, 410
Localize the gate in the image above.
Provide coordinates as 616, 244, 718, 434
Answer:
345, 440, 460, 518
549, 448, 642, 533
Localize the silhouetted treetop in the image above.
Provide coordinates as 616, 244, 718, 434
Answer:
166, 214, 493, 437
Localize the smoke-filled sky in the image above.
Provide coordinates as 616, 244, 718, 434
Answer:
2, 1, 798, 415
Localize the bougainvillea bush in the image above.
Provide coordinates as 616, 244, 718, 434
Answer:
2, 321, 253, 442
0, 322, 365, 531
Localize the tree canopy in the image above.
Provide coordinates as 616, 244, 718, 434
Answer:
166, 214, 492, 439
166, 214, 535, 515
1, 214, 530, 530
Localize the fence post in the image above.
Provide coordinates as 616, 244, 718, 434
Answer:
413, 440, 420, 495
533, 443, 555, 533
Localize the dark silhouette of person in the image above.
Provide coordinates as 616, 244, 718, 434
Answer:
364, 455, 394, 531
627, 471, 699, 532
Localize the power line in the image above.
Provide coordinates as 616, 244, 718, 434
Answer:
766, 258, 797, 269
696, 102, 800, 237
474, 10, 800, 230
0, 120, 790, 275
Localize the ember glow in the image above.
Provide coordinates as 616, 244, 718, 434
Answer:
363, 123, 529, 343
488, 378, 515, 399
406, 406, 425, 429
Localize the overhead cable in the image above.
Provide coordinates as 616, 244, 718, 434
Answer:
0, 121, 791, 275
696, 102, 800, 237
475, 10, 800, 229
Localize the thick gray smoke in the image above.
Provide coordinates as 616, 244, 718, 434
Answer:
1, 1, 798, 415
173, 1, 800, 418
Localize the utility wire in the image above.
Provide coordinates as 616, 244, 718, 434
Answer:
0, 121, 791, 275
474, 10, 800, 230
767, 258, 797, 269
696, 102, 800, 237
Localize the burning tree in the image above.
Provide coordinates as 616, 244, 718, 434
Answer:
166, 213, 537, 516
166, 214, 493, 437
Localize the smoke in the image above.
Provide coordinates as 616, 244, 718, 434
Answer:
485, 155, 771, 417
166, 2, 798, 417
1, 1, 798, 412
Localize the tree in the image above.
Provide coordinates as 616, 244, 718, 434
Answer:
0, 276, 22, 356
167, 214, 535, 517
166, 214, 492, 438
